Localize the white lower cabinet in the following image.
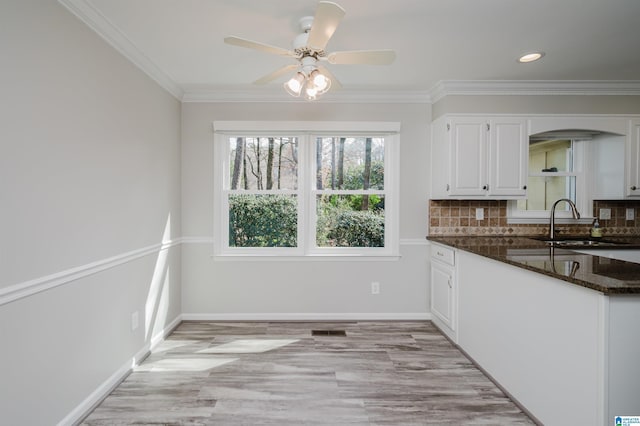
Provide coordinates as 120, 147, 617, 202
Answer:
455, 249, 640, 426
429, 243, 457, 342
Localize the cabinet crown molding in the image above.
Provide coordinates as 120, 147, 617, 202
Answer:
429, 80, 640, 103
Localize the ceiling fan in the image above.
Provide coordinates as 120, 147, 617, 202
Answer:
224, 1, 396, 100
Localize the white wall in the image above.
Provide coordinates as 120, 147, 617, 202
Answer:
181, 102, 431, 318
0, 1, 182, 424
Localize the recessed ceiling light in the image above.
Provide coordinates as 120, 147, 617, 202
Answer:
518, 52, 545, 63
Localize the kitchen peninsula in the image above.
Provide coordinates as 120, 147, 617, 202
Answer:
427, 235, 640, 426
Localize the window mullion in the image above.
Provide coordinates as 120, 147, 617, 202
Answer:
302, 133, 315, 254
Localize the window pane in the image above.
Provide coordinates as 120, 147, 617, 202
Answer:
517, 176, 576, 211
529, 139, 572, 173
316, 194, 385, 247
228, 137, 298, 190
228, 194, 297, 247
315, 137, 384, 190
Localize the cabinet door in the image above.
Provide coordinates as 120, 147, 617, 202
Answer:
627, 119, 640, 197
488, 118, 528, 197
430, 260, 455, 331
430, 116, 450, 198
448, 117, 487, 196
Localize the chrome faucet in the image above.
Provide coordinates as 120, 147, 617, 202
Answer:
549, 198, 580, 240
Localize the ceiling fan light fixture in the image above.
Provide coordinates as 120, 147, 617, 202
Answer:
518, 51, 545, 63
284, 72, 305, 97
285, 67, 332, 100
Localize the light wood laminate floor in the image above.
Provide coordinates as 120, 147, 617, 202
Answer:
82, 321, 536, 425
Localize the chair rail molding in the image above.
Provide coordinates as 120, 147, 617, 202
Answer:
0, 239, 181, 307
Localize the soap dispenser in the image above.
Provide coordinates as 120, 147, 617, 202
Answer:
591, 219, 602, 238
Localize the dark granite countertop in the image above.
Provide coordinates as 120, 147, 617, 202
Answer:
427, 236, 640, 295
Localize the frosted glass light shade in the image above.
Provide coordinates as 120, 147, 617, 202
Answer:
284, 72, 305, 97
309, 69, 331, 94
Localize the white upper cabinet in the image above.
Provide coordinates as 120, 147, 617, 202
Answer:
449, 117, 487, 196
488, 117, 528, 197
627, 119, 640, 197
431, 115, 528, 199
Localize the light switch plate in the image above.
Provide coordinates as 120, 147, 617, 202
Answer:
476, 208, 484, 220
599, 208, 611, 220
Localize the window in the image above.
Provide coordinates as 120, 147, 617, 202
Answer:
213, 121, 400, 258
509, 132, 590, 221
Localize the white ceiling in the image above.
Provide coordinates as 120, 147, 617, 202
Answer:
61, 0, 640, 102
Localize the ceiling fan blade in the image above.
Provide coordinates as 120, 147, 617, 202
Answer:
307, 1, 345, 51
317, 65, 342, 90
224, 36, 294, 57
253, 64, 299, 85
327, 50, 396, 65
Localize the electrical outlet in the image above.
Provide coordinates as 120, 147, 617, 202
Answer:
626, 208, 635, 221
599, 208, 611, 220
371, 282, 380, 295
475, 208, 484, 221
131, 311, 139, 331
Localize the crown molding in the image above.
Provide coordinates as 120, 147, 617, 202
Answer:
58, 0, 184, 100
182, 87, 431, 104
428, 80, 640, 103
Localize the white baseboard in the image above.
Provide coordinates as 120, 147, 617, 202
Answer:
58, 314, 183, 426
57, 356, 135, 426
149, 314, 183, 351
181, 312, 431, 321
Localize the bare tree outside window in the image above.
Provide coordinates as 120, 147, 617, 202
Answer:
231, 137, 244, 190
229, 137, 298, 191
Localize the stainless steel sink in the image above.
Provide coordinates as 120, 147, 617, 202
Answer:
549, 240, 616, 247
532, 237, 626, 247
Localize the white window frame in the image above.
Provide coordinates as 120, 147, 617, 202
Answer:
213, 121, 400, 259
508, 139, 593, 223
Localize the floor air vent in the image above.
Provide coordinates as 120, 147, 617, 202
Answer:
311, 330, 347, 336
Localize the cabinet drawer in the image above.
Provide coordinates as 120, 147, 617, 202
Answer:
431, 244, 455, 266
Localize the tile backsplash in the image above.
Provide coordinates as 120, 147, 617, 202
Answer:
429, 199, 640, 237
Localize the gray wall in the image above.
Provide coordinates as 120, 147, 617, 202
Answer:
181, 102, 431, 318
0, 1, 182, 424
